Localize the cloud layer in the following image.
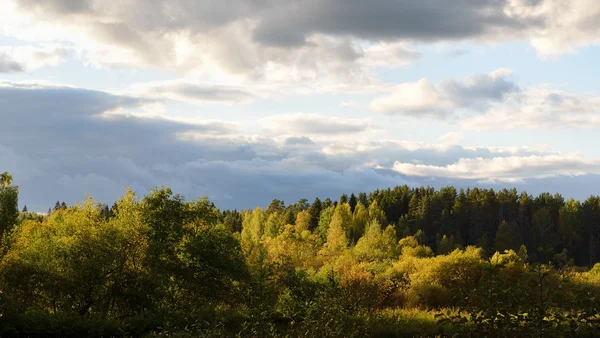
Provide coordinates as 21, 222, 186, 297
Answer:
2, 81, 600, 211
3, 0, 600, 82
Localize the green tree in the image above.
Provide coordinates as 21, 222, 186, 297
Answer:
397, 215, 411, 239
308, 197, 322, 231
316, 205, 335, 240
557, 199, 581, 256
494, 220, 515, 253
532, 208, 556, 261
367, 200, 387, 226
437, 234, 453, 255
349, 193, 358, 213
0, 172, 19, 238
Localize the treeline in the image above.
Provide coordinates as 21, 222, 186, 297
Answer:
221, 186, 600, 267
1, 172, 600, 336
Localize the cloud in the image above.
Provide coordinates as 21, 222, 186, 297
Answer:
0, 44, 72, 72
252, 0, 523, 47
0, 53, 23, 72
369, 69, 600, 129
462, 87, 600, 130
125, 80, 257, 104
369, 69, 518, 118
4, 0, 598, 74
3, 80, 600, 212
1, 2, 419, 90
506, 0, 600, 57
8, 0, 599, 89
261, 113, 373, 137
392, 154, 600, 182
439, 132, 464, 145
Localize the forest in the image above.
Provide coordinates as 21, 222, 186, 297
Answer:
1, 171, 600, 337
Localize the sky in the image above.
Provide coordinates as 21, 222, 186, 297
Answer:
2, 0, 600, 211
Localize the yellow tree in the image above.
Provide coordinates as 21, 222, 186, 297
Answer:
351, 202, 368, 243
318, 216, 348, 261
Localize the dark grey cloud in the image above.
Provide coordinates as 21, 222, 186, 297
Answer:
252, 0, 536, 47
24, 0, 535, 48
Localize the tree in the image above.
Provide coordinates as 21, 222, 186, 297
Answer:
351, 202, 368, 243
22, 205, 28, 213
241, 207, 266, 260
349, 193, 358, 213
397, 215, 411, 239
316, 205, 335, 240
222, 209, 243, 233
308, 197, 322, 231
264, 211, 286, 238
437, 234, 453, 255
358, 192, 368, 208
266, 199, 285, 214
332, 202, 353, 236
494, 221, 516, 253
340, 193, 348, 205
532, 208, 556, 261
322, 197, 333, 209
354, 220, 397, 262
0, 193, 151, 317
558, 199, 582, 262
295, 210, 311, 233
368, 200, 387, 226
0, 172, 18, 238
318, 215, 348, 260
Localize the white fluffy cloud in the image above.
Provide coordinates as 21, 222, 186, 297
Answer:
505, 0, 600, 57
369, 69, 518, 118
370, 69, 600, 131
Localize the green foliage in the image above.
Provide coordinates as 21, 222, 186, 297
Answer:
5, 172, 600, 336
0, 172, 18, 239
316, 205, 334, 240
354, 221, 397, 262
438, 263, 600, 337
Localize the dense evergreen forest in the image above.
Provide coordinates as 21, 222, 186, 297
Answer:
1, 171, 600, 337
